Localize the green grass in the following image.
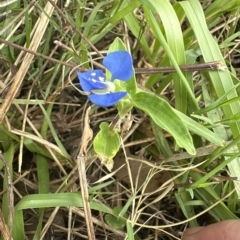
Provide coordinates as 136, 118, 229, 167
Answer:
0, 0, 240, 239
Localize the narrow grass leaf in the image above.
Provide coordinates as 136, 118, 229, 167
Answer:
105, 207, 127, 229
204, 0, 240, 20
39, 104, 71, 159
194, 83, 240, 114
123, 12, 152, 59
13, 210, 24, 240
88, 180, 115, 193
175, 110, 225, 146
82, 1, 107, 36
179, 0, 240, 138
15, 193, 113, 214
109, 0, 141, 24
126, 221, 135, 240
191, 148, 240, 188
191, 180, 238, 220
36, 154, 50, 194
151, 120, 173, 157
140, 1, 198, 109
140, 0, 187, 112
175, 192, 198, 227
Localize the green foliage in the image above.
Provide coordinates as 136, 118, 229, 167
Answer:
93, 122, 121, 171
133, 92, 195, 155
1, 0, 240, 238
105, 207, 127, 229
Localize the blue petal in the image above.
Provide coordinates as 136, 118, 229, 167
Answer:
77, 70, 107, 92
88, 92, 127, 107
103, 51, 133, 81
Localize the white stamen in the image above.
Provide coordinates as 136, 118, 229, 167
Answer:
91, 81, 115, 95
91, 72, 96, 76
99, 77, 105, 82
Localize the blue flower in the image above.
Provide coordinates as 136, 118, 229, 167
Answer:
77, 50, 133, 107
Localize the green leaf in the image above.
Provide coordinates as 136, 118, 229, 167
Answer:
123, 12, 152, 60
139, 0, 198, 110
179, 0, 240, 138
174, 110, 224, 147
109, 0, 141, 24
13, 210, 25, 240
194, 83, 240, 114
140, 0, 187, 112
105, 207, 127, 229
39, 103, 71, 159
23, 138, 70, 162
133, 92, 196, 155
15, 193, 112, 214
37, 154, 50, 194
151, 120, 173, 157
126, 221, 135, 240
93, 122, 121, 171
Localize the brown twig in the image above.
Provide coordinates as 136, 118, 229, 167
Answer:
135, 61, 225, 74
0, 209, 13, 240
0, 38, 224, 74
0, 38, 82, 70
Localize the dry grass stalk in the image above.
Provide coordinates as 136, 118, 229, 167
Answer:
0, 0, 59, 122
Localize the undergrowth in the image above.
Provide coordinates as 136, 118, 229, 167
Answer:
0, 0, 240, 239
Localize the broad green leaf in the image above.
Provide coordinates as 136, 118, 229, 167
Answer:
133, 92, 196, 155
93, 122, 121, 171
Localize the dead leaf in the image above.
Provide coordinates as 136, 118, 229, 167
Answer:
79, 106, 93, 156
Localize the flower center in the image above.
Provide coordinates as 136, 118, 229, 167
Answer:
91, 81, 115, 95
